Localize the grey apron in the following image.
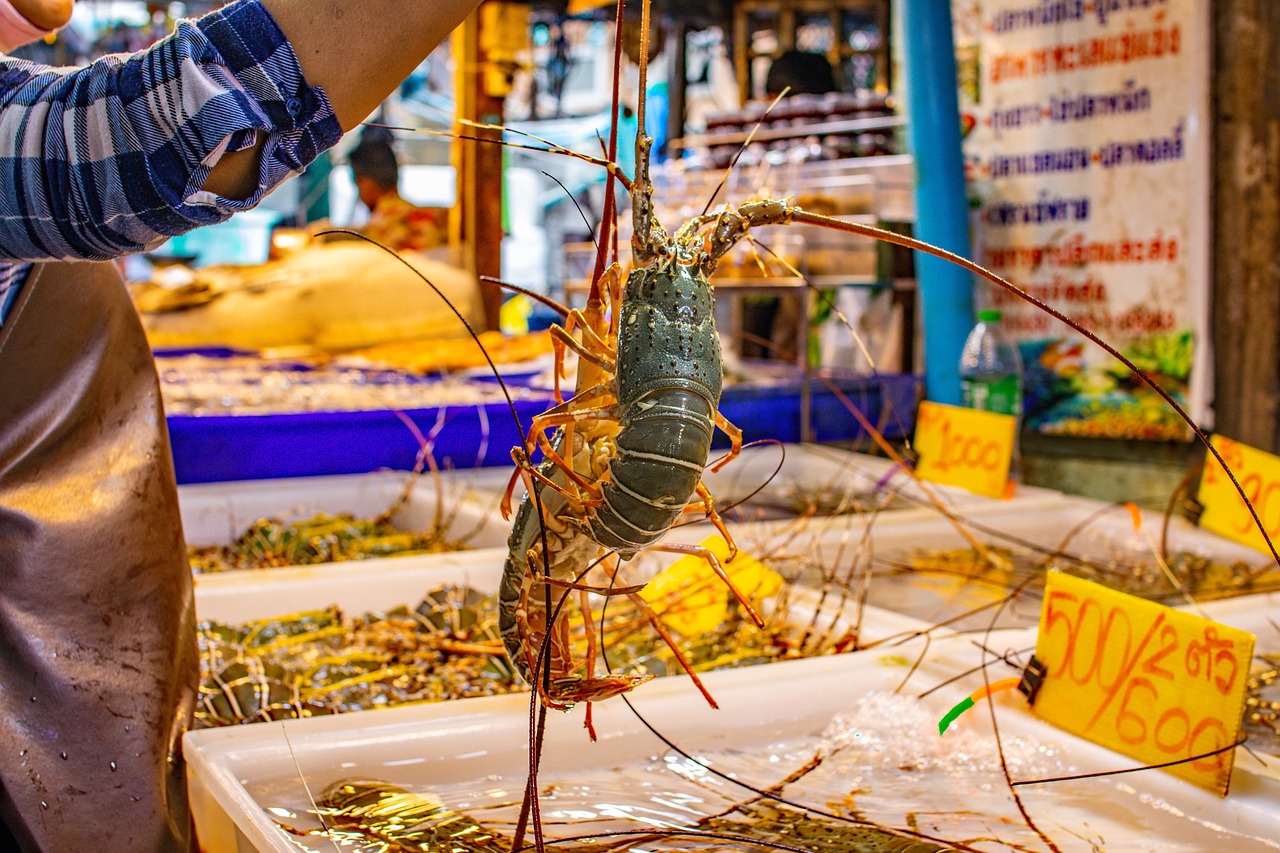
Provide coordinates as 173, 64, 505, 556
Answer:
0, 261, 196, 851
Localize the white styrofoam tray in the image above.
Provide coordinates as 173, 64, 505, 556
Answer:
487, 443, 1069, 545
194, 536, 937, 663
185, 622, 1280, 853
698, 442, 1066, 522
707, 495, 1280, 635
180, 470, 513, 587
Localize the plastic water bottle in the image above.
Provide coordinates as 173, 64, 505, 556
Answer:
959, 309, 1023, 417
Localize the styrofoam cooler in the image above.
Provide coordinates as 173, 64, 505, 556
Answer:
185, 608, 1280, 853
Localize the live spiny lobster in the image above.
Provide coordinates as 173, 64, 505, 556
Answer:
491, 0, 942, 718
494, 0, 773, 718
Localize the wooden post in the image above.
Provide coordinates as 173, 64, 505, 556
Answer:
455, 7, 506, 332
1211, 0, 1280, 449
666, 23, 687, 162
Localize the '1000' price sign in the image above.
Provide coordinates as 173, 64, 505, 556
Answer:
1197, 434, 1280, 555
1033, 572, 1254, 796
913, 401, 1015, 498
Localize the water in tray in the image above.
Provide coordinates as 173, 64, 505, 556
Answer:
247, 693, 1278, 852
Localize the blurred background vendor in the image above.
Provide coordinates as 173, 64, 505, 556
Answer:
348, 125, 448, 253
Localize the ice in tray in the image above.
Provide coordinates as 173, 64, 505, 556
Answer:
185, 629, 1280, 853
180, 470, 511, 582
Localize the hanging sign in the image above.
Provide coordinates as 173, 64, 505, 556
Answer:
1032, 571, 1253, 796
1197, 434, 1280, 556
913, 401, 1015, 498
952, 0, 1211, 439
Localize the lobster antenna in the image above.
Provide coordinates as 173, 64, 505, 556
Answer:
916, 645, 1034, 699
362, 120, 634, 192
635, 0, 650, 169
541, 170, 600, 259
479, 275, 571, 318
745, 234, 914, 444
1012, 740, 1247, 787
577, 0, 628, 315
280, 721, 341, 853
974, 573, 1066, 852
699, 89, 790, 218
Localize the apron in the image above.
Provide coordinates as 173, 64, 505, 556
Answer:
0, 261, 196, 851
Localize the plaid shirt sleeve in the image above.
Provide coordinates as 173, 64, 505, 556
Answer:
0, 0, 343, 318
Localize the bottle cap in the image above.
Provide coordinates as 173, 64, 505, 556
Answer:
978, 309, 1002, 322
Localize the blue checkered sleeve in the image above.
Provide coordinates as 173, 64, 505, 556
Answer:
0, 0, 343, 320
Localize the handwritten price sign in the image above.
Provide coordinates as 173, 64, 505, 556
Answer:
913, 401, 1015, 498
1197, 434, 1280, 555
1034, 572, 1254, 796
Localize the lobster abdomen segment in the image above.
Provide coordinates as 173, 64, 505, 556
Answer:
590, 386, 715, 555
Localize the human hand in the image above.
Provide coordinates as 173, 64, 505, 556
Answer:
10, 0, 74, 31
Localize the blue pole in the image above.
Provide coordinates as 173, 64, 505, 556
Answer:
902, 0, 973, 405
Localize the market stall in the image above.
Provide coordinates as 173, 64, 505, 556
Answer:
5, 1, 1280, 851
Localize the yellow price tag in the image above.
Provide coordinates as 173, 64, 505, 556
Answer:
1197, 434, 1280, 555
639, 536, 783, 636
1033, 572, 1254, 796
913, 401, 1015, 499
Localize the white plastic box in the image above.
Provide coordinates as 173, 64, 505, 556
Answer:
696, 442, 1065, 523
185, 604, 1280, 853
491, 442, 1069, 535
748, 494, 1280, 634
180, 470, 513, 591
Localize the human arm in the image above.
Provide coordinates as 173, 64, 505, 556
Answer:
0, 0, 479, 260
204, 0, 481, 199
9, 0, 72, 31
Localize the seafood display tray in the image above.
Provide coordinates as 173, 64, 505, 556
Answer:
495, 442, 1069, 530
180, 470, 513, 584
695, 441, 1066, 523
756, 495, 1277, 633
192, 534, 929, 643
167, 372, 921, 484
185, 601, 1280, 853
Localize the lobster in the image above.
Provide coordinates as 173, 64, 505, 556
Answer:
494, 0, 791, 718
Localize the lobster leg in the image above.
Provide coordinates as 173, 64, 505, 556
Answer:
644, 541, 764, 628
709, 412, 744, 472
579, 587, 601, 739
502, 389, 621, 519
520, 384, 617, 470
684, 481, 740, 562
553, 261, 621, 403
505, 447, 598, 513
549, 322, 616, 396
530, 432, 605, 503
622, 590, 718, 709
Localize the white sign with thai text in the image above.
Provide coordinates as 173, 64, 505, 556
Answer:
953, 0, 1210, 439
